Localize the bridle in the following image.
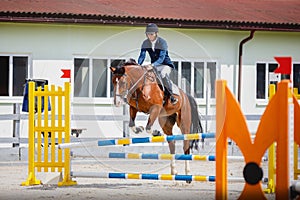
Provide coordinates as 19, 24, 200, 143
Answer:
114, 69, 148, 100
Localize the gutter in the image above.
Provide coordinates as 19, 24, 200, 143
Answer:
0, 14, 300, 32
237, 30, 255, 103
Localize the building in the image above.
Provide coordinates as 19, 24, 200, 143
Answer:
0, 0, 300, 141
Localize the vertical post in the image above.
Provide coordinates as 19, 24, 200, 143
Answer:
264, 84, 276, 193
293, 89, 300, 179
123, 104, 129, 138
58, 82, 77, 186
22, 82, 41, 186
295, 143, 299, 179
276, 81, 292, 199
216, 80, 228, 200
51, 85, 56, 172
13, 103, 20, 147
205, 86, 209, 133
44, 85, 49, 172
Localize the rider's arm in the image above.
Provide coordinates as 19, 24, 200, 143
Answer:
138, 48, 146, 65
152, 50, 167, 67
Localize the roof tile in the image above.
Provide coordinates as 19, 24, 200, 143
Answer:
0, 0, 299, 29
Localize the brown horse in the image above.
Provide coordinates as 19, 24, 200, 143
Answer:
110, 60, 203, 178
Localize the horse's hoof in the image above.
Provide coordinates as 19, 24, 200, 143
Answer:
171, 170, 178, 175
152, 130, 162, 137
130, 126, 144, 134
135, 126, 144, 134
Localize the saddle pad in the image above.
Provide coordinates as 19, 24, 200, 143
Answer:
170, 80, 180, 95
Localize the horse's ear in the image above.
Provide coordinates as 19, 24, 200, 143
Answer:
110, 66, 116, 73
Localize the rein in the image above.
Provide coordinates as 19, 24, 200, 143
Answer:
115, 66, 156, 111
127, 68, 148, 95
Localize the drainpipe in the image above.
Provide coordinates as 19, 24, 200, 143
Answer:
238, 30, 255, 103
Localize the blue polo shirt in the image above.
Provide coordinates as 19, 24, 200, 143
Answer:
138, 37, 175, 68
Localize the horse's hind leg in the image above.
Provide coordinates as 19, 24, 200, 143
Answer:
178, 113, 192, 182
159, 114, 177, 175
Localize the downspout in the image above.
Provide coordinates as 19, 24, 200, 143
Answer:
238, 30, 255, 103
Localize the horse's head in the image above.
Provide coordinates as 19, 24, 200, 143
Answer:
110, 65, 129, 107
111, 59, 145, 107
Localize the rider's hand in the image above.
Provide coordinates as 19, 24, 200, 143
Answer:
145, 64, 153, 71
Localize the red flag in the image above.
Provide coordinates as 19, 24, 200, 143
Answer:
61, 69, 71, 78
274, 57, 292, 75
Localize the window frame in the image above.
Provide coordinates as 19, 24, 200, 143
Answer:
72, 56, 126, 104
72, 56, 219, 105
172, 59, 219, 105
0, 54, 31, 102
256, 61, 300, 104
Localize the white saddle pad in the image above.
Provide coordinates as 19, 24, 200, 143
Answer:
170, 81, 180, 95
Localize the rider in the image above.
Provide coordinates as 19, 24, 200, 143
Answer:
137, 23, 178, 105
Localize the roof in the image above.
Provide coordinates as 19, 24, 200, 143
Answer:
0, 0, 300, 31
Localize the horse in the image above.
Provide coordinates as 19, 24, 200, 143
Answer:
110, 60, 203, 181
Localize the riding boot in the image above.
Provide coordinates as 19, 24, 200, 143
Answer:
162, 76, 178, 105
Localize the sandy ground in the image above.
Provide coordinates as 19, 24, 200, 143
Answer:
0, 158, 277, 200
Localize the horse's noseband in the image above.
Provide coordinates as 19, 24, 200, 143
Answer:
115, 76, 129, 99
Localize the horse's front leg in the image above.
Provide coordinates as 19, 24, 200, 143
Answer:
129, 106, 144, 134
183, 140, 191, 176
168, 141, 178, 175
145, 104, 162, 135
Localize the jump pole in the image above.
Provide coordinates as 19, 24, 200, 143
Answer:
72, 152, 267, 162
59, 133, 215, 149
70, 171, 249, 182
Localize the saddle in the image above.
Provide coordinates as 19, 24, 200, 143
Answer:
142, 65, 180, 97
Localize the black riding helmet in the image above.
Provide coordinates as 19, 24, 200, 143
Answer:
145, 23, 158, 33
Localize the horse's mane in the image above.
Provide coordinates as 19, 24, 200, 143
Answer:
112, 58, 139, 76
121, 58, 138, 66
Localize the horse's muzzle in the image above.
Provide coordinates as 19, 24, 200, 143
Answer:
115, 93, 128, 107
114, 95, 124, 107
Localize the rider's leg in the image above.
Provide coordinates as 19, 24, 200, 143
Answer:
158, 65, 178, 105
162, 75, 178, 104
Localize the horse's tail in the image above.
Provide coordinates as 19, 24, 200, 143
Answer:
186, 94, 203, 151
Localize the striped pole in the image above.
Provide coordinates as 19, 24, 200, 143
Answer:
108, 152, 216, 161
72, 152, 268, 162
71, 171, 252, 183
59, 133, 215, 149
71, 171, 216, 182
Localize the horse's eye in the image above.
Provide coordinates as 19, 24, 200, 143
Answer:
112, 77, 118, 85
119, 81, 126, 87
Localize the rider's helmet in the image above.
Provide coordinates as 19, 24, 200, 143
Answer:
145, 23, 159, 33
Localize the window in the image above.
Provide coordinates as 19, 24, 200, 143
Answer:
74, 57, 125, 98
0, 56, 9, 96
92, 59, 107, 97
73, 57, 217, 101
170, 61, 178, 85
74, 58, 89, 97
172, 60, 217, 99
194, 62, 204, 98
207, 62, 216, 98
0, 55, 28, 97
293, 64, 300, 93
182, 62, 191, 94
256, 62, 299, 99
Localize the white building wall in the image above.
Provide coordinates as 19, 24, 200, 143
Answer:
0, 22, 300, 140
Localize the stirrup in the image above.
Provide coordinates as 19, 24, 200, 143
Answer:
170, 96, 178, 105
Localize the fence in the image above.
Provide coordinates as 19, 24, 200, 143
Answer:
21, 81, 76, 186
